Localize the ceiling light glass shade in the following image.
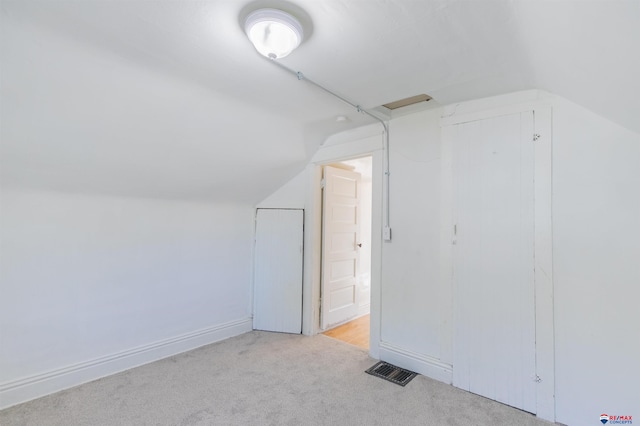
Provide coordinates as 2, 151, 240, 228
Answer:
245, 9, 303, 59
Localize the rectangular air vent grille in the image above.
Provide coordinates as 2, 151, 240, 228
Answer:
365, 361, 418, 386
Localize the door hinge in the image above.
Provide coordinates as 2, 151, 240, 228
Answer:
533, 133, 541, 141
452, 224, 457, 245
320, 178, 326, 189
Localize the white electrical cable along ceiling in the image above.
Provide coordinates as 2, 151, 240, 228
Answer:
243, 6, 394, 235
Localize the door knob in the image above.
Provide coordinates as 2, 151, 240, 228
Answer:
357, 243, 363, 248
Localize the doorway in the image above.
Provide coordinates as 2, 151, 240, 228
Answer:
320, 156, 372, 349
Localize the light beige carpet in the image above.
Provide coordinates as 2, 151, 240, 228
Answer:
0, 331, 555, 425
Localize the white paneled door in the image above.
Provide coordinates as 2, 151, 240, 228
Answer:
253, 209, 303, 334
321, 166, 362, 330
452, 112, 537, 413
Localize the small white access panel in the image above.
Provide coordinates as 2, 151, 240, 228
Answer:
253, 209, 303, 334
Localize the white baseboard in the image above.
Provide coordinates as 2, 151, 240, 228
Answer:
379, 341, 453, 384
0, 317, 252, 410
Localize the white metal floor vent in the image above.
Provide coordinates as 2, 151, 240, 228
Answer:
365, 361, 418, 386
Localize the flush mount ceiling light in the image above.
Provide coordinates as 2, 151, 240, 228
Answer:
244, 8, 304, 59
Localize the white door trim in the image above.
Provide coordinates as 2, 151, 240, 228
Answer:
532, 107, 555, 421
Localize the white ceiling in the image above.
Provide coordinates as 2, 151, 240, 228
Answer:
2, 0, 638, 202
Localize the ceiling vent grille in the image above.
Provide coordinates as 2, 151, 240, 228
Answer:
382, 94, 432, 110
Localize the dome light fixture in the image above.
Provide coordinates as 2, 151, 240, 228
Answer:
244, 8, 304, 59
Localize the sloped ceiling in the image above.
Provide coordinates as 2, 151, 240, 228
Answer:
1, 0, 638, 203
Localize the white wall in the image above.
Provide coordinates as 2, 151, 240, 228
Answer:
0, 188, 254, 408
380, 95, 640, 423
260, 91, 640, 425
378, 109, 453, 380
2, 9, 309, 204
378, 95, 640, 424
552, 98, 640, 425
257, 170, 307, 209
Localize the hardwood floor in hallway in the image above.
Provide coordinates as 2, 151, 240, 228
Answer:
322, 314, 369, 350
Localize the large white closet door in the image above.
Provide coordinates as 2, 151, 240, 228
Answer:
452, 112, 536, 413
253, 209, 303, 334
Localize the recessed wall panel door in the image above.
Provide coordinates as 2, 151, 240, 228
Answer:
253, 209, 303, 334
452, 112, 536, 413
